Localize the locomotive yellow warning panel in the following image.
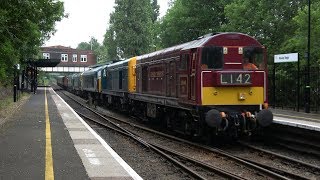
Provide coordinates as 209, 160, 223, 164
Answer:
128, 57, 137, 93
202, 86, 264, 105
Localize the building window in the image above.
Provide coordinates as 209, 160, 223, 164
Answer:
72, 54, 77, 62
80, 55, 87, 62
61, 54, 68, 62
43, 53, 50, 59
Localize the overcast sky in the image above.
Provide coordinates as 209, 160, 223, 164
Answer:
44, 0, 169, 48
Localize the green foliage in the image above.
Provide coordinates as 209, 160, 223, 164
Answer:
104, 0, 153, 59
282, 1, 320, 66
0, 0, 65, 86
77, 37, 111, 63
77, 37, 100, 51
102, 0, 320, 70
223, 0, 303, 64
103, 24, 119, 60
77, 42, 91, 50
159, 0, 231, 47
151, 0, 160, 23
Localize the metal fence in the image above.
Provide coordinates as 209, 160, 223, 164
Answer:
268, 65, 320, 112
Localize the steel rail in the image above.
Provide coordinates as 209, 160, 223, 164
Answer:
61, 90, 290, 180
238, 141, 320, 171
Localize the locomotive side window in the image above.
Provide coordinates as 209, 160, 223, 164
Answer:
107, 71, 112, 90
119, 70, 123, 90
201, 46, 223, 69
180, 54, 188, 70
243, 47, 264, 70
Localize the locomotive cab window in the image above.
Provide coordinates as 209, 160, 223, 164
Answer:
243, 47, 264, 70
180, 54, 188, 70
201, 46, 223, 69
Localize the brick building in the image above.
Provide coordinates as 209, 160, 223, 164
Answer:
40, 46, 96, 72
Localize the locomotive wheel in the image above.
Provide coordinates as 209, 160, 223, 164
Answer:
204, 126, 218, 145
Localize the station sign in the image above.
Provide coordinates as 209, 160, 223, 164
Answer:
274, 53, 298, 63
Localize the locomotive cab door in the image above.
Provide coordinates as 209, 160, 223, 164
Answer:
167, 59, 176, 97
189, 50, 197, 101
178, 53, 189, 99
178, 49, 197, 102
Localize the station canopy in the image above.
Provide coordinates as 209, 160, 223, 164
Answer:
27, 59, 60, 67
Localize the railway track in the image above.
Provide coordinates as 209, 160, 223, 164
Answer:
227, 141, 320, 180
262, 134, 320, 158
56, 89, 320, 179
58, 90, 244, 179
78, 111, 245, 179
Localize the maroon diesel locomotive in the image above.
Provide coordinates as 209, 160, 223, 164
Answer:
128, 32, 273, 138
61, 32, 273, 139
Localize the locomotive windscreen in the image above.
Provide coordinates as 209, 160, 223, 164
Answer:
243, 47, 265, 70
201, 46, 223, 69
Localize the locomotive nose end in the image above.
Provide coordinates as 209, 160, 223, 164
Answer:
205, 109, 222, 128
257, 109, 273, 127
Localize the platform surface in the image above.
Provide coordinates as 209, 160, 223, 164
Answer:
0, 87, 142, 180
271, 108, 320, 131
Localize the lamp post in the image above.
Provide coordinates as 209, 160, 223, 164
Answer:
305, 0, 311, 113
13, 64, 20, 102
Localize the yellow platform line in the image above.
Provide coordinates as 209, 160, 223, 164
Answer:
45, 87, 54, 180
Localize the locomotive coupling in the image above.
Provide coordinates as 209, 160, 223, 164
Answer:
256, 109, 273, 127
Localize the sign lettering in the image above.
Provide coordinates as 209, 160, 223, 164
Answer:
274, 53, 298, 63
220, 73, 251, 85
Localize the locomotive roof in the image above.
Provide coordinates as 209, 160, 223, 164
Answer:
136, 34, 216, 60
136, 32, 259, 60
71, 73, 81, 78
82, 65, 107, 76
106, 58, 130, 68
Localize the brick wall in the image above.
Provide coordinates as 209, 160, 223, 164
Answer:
40, 46, 97, 67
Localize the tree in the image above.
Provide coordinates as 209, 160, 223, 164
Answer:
77, 37, 100, 51
151, 0, 160, 23
0, 0, 64, 85
223, 0, 304, 62
104, 0, 153, 59
282, 1, 320, 66
103, 23, 119, 60
77, 37, 111, 63
150, 0, 160, 51
159, 0, 231, 47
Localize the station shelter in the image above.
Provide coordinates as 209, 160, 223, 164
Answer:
20, 59, 60, 93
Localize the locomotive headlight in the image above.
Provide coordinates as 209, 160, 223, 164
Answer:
238, 47, 243, 54
239, 92, 246, 100
223, 47, 228, 54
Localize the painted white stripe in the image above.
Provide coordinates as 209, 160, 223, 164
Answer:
82, 149, 101, 165
50, 88, 143, 180
273, 118, 320, 131
225, 62, 242, 65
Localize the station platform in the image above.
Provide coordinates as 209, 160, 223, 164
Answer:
270, 108, 320, 132
0, 87, 142, 179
